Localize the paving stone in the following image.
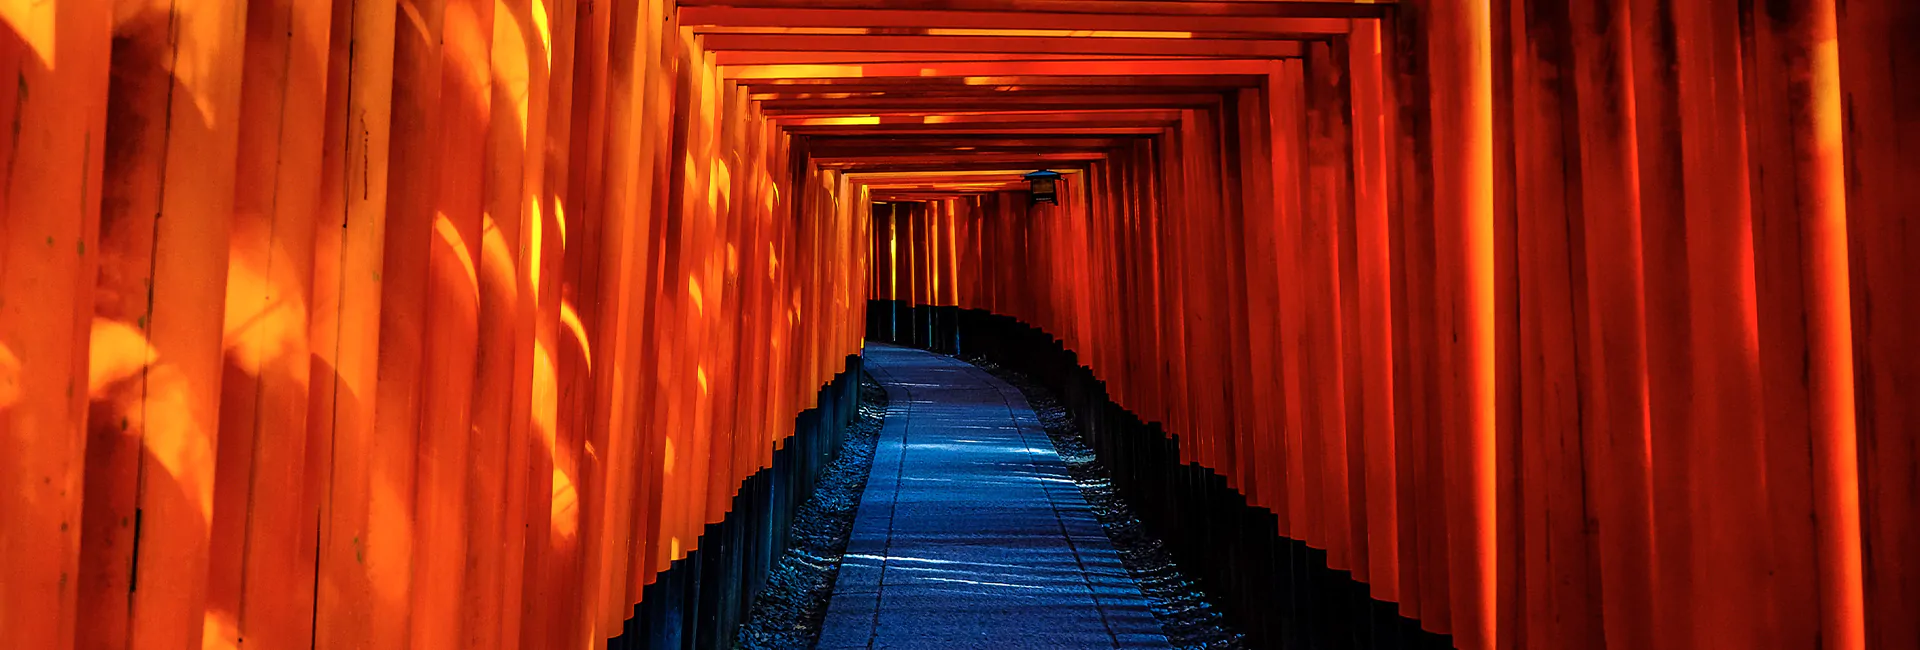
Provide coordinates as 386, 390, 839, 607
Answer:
822, 343, 1172, 649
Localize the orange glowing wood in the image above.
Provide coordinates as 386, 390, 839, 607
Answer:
0, 1, 110, 647
1214, 97, 1261, 500
776, 131, 802, 449
901, 203, 923, 308
681, 52, 724, 564
1644, 1, 1774, 648
581, 0, 662, 633
703, 81, 750, 532
750, 86, 1256, 105
778, 109, 1184, 126
520, 0, 577, 645
1129, 142, 1166, 426
1502, 1, 1598, 645
812, 138, 1129, 154
773, 94, 1220, 115
1267, 59, 1314, 545
785, 105, 1201, 119
1563, 0, 1656, 646
1345, 17, 1399, 604
701, 33, 1306, 58
205, 1, 336, 648
853, 164, 1090, 176
413, 1, 492, 646
690, 66, 739, 536
631, 5, 680, 588
724, 58, 1279, 80
1487, 11, 1523, 645
472, 0, 546, 646
376, 0, 450, 646
1151, 124, 1194, 468
1381, 6, 1438, 621
559, 0, 612, 641
1620, 1, 1704, 646
81, 1, 251, 646
1840, 2, 1920, 648
309, 0, 399, 647
649, 29, 691, 584
718, 51, 1223, 66
788, 126, 1167, 137
1743, 3, 1866, 650
677, 0, 1389, 14
822, 154, 1105, 169
1178, 108, 1236, 485
654, 30, 706, 575
625, 0, 677, 610
714, 89, 766, 601
1331, 38, 1375, 590
792, 166, 818, 398
1302, 41, 1355, 572
724, 99, 775, 518
758, 135, 799, 459
79, 0, 162, 641
678, 5, 1358, 34
745, 74, 1263, 88
552, 0, 610, 641
1425, 1, 1498, 642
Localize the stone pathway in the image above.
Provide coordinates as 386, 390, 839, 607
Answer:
818, 343, 1171, 649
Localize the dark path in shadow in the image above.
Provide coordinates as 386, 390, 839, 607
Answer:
815, 344, 1169, 650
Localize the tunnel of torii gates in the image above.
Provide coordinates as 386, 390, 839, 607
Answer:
0, 0, 1916, 649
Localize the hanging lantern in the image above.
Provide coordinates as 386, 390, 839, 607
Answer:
1024, 170, 1062, 205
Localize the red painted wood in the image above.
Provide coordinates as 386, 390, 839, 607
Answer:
4, 2, 1909, 648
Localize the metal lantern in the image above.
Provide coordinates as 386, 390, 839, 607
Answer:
1024, 170, 1062, 205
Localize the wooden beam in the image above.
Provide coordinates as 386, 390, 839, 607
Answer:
817, 152, 1108, 167
791, 126, 1166, 135
678, 6, 1354, 33
774, 108, 1183, 125
759, 93, 1221, 115
723, 59, 1278, 79
715, 51, 1217, 65
741, 74, 1263, 90
675, 0, 1391, 19
700, 33, 1307, 57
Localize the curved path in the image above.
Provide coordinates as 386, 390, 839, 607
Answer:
819, 344, 1171, 649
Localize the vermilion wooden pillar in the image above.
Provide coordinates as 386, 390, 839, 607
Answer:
520, 1, 577, 646
82, 1, 251, 647
1347, 17, 1401, 605
1236, 82, 1287, 523
1743, 2, 1868, 650
1503, 1, 1600, 647
379, 0, 450, 646
1564, 1, 1661, 648
495, 0, 551, 639
205, 1, 336, 647
1424, 0, 1497, 646
1304, 40, 1356, 574
1386, 3, 1446, 625
0, 2, 111, 647
1267, 59, 1315, 548
1840, 1, 1920, 647
469, 0, 544, 645
311, 0, 399, 647
414, 0, 493, 645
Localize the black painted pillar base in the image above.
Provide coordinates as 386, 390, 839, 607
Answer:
611, 354, 864, 649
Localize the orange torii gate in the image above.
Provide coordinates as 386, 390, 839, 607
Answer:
2, 1, 1916, 649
